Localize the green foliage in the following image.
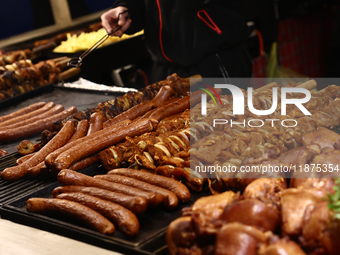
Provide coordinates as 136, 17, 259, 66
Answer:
328, 179, 340, 220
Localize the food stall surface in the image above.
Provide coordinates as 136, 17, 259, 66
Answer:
0, 218, 122, 255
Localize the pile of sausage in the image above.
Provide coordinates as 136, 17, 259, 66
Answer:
0, 102, 77, 143
26, 168, 190, 237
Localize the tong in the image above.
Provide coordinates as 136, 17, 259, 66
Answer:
68, 10, 130, 68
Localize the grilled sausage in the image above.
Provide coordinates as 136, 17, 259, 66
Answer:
1, 120, 75, 181
57, 170, 163, 207
133, 97, 181, 122
53, 118, 157, 171
45, 119, 131, 174
69, 154, 99, 172
26, 197, 115, 234
56, 192, 139, 237
0, 106, 77, 143
0, 102, 55, 127
67, 119, 89, 144
0, 105, 64, 131
51, 185, 148, 215
108, 169, 191, 202
149, 96, 190, 121
87, 112, 104, 135
94, 174, 178, 210
0, 102, 46, 123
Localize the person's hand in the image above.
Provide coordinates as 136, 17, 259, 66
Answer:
101, 6, 131, 37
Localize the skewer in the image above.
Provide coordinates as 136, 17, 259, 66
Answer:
58, 68, 80, 82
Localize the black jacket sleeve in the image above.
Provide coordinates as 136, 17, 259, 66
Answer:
112, 0, 145, 34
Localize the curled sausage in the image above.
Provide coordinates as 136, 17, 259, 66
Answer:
57, 169, 163, 208
26, 197, 115, 234
53, 118, 157, 171
0, 102, 46, 123
108, 168, 191, 202
56, 192, 140, 237
0, 102, 55, 128
94, 174, 178, 210
51, 185, 148, 215
1, 120, 75, 181
0, 106, 77, 143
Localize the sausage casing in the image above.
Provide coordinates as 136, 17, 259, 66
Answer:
51, 185, 148, 215
26, 197, 115, 234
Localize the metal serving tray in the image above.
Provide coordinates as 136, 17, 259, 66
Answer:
0, 161, 210, 254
